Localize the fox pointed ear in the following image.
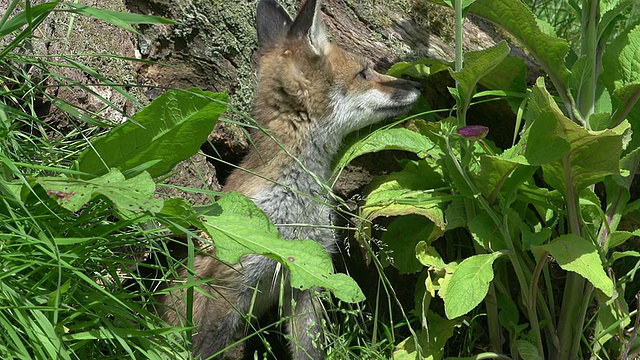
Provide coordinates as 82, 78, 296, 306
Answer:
256, 0, 294, 49
288, 0, 328, 55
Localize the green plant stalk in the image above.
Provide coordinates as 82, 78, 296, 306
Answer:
578, 0, 600, 128
454, 0, 466, 127
445, 135, 543, 355
556, 156, 587, 359
462, 183, 503, 352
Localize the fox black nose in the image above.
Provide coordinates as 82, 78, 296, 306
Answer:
408, 80, 421, 91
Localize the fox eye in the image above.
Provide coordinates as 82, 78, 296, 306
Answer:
357, 68, 373, 81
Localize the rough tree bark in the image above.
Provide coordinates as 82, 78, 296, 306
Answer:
2, 0, 531, 197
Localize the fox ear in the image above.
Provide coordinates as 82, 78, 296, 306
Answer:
256, 0, 294, 49
288, 0, 328, 55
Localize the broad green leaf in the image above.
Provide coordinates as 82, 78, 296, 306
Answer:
450, 41, 510, 115
444, 200, 466, 230
480, 56, 528, 112
516, 339, 542, 360
439, 252, 504, 319
522, 79, 571, 165
521, 227, 551, 251
602, 24, 640, 124
37, 169, 163, 215
362, 161, 448, 230
603, 146, 640, 234
416, 241, 447, 270
79, 89, 227, 178
525, 80, 630, 196
593, 294, 630, 351
610, 250, 640, 264
531, 234, 614, 297
334, 128, 438, 171
392, 311, 461, 360
474, 154, 525, 201
202, 192, 364, 303
158, 198, 205, 234
63, 3, 175, 33
386, 58, 451, 79
469, 0, 571, 86
604, 230, 640, 251
382, 215, 436, 274
468, 212, 506, 251
497, 291, 521, 334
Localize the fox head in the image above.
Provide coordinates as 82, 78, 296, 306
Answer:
254, 0, 421, 152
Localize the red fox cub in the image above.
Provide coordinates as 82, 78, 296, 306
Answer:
161, 0, 420, 358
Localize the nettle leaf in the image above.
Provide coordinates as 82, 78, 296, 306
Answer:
202, 192, 364, 303
79, 89, 227, 178
469, 0, 571, 85
450, 41, 510, 114
439, 252, 504, 319
334, 128, 438, 171
602, 24, 640, 123
37, 169, 163, 215
382, 215, 437, 274
362, 161, 448, 231
532, 235, 614, 297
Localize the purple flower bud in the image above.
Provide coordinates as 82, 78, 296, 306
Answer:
457, 125, 489, 140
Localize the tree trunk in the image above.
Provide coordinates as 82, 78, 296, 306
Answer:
2, 0, 529, 198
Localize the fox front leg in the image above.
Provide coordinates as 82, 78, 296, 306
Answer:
286, 288, 325, 360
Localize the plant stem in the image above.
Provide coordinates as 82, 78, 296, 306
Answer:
445, 135, 543, 356
454, 0, 463, 72
556, 155, 586, 359
454, 0, 466, 127
578, 0, 600, 129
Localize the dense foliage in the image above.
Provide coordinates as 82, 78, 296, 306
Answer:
1, 0, 639, 359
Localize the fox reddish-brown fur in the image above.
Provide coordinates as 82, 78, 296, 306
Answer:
160, 0, 420, 359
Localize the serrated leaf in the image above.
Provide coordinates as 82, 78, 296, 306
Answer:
469, 0, 571, 85
450, 41, 510, 115
37, 169, 162, 215
334, 128, 439, 171
202, 192, 364, 303
531, 234, 614, 297
439, 252, 504, 319
78, 89, 227, 178
362, 161, 448, 230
